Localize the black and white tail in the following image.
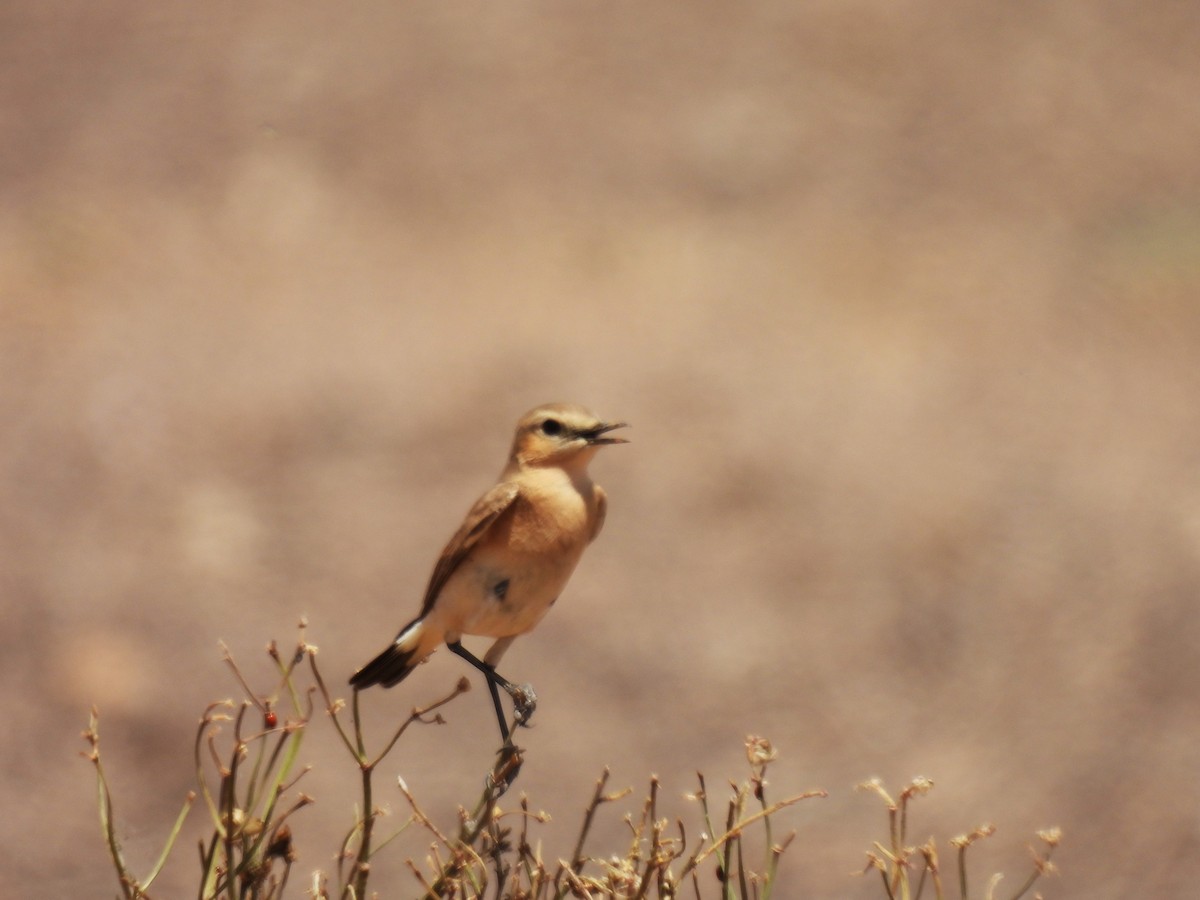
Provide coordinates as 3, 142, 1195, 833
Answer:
350, 616, 430, 689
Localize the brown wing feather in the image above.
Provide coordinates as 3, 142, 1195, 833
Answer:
417, 481, 521, 617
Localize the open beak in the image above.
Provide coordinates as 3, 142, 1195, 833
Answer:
582, 421, 630, 445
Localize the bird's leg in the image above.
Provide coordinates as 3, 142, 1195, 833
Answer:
486, 675, 511, 744
447, 642, 538, 739
481, 635, 538, 728
448, 641, 534, 794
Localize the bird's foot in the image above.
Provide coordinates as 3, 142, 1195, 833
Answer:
506, 682, 538, 727
487, 742, 524, 795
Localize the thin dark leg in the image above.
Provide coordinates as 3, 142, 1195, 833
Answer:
447, 641, 533, 793
448, 641, 515, 741
486, 677, 510, 743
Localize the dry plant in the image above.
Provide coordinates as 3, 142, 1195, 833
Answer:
81, 624, 1060, 899
857, 777, 1062, 900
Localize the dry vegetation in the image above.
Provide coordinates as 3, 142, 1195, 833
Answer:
82, 627, 1059, 899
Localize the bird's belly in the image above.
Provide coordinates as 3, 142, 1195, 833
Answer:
437, 553, 579, 639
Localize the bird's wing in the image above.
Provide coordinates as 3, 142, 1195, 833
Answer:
418, 481, 521, 616
590, 485, 608, 542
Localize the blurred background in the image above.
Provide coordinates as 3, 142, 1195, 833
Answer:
5, 1, 1200, 896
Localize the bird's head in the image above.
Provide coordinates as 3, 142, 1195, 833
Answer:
509, 403, 629, 469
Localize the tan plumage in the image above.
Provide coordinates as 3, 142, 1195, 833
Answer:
350, 403, 627, 703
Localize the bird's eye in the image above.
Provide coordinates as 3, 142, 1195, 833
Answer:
541, 418, 563, 436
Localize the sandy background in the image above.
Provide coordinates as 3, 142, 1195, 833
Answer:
5, 2, 1200, 896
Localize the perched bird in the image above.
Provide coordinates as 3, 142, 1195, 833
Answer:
350, 403, 627, 744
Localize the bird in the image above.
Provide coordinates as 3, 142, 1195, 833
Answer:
350, 402, 628, 747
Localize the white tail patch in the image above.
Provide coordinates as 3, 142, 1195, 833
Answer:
395, 621, 424, 654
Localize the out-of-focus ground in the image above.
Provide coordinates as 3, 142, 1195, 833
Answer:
5, 2, 1200, 896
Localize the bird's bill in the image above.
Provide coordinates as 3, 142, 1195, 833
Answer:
582, 421, 630, 444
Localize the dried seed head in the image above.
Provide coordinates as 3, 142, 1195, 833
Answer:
1036, 827, 1062, 847
905, 776, 934, 797
744, 735, 777, 767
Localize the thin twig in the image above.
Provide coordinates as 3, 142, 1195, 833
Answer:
681, 791, 826, 876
